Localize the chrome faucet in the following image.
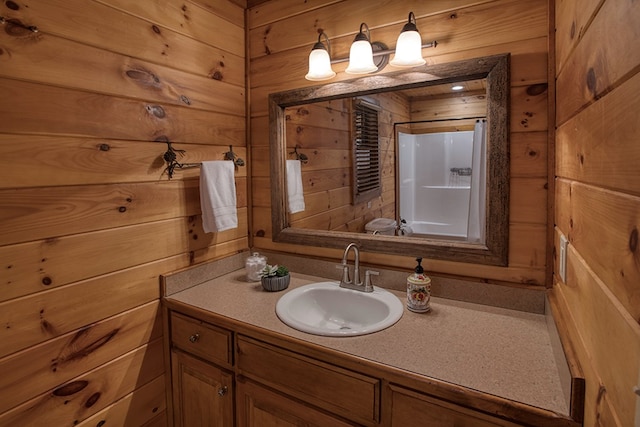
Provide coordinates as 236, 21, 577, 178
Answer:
337, 243, 378, 292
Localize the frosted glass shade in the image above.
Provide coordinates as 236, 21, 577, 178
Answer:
345, 40, 378, 74
305, 48, 335, 81
390, 30, 426, 67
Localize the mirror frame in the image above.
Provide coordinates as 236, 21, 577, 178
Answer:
269, 54, 510, 266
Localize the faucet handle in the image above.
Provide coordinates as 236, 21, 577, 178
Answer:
363, 270, 379, 292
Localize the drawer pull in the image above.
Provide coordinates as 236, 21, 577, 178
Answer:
188, 333, 200, 343
217, 386, 228, 397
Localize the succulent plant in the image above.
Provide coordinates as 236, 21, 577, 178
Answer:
260, 264, 289, 278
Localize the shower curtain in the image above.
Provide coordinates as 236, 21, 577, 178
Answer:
467, 120, 486, 242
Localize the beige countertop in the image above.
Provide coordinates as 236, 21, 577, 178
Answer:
166, 270, 569, 416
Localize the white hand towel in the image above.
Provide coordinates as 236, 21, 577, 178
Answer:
286, 160, 305, 213
200, 161, 237, 233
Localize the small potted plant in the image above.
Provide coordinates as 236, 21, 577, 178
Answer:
259, 264, 290, 292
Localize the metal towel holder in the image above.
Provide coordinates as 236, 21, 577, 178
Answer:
161, 142, 244, 179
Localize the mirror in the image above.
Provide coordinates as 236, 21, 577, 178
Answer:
269, 54, 509, 265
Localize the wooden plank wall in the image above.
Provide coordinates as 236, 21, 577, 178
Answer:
0, 0, 247, 425
553, 1, 640, 426
248, 0, 550, 286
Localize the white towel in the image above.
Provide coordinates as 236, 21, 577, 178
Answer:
199, 161, 237, 233
286, 160, 305, 213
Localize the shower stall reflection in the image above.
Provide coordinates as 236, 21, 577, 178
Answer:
397, 120, 486, 243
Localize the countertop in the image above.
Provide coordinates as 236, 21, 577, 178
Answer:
165, 270, 569, 416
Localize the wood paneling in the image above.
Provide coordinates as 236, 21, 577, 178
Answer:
556, 71, 640, 196
0, 302, 162, 414
249, 0, 551, 286
556, 0, 640, 126
0, 0, 244, 78
0, 79, 245, 144
0, 0, 246, 424
0, 339, 165, 426
0, 177, 247, 245
0, 32, 244, 115
76, 375, 167, 427
0, 211, 247, 302
554, 0, 601, 76
0, 135, 247, 188
553, 238, 640, 427
99, 0, 245, 56
510, 132, 548, 178
554, 0, 640, 425
284, 93, 404, 233
409, 91, 487, 121
560, 181, 640, 318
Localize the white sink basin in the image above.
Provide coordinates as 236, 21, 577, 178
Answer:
275, 281, 404, 336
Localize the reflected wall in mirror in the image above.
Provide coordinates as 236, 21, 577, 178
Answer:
269, 54, 510, 265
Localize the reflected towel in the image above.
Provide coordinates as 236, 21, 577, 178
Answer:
200, 161, 237, 233
286, 160, 305, 213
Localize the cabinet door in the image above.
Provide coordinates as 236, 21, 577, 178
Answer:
390, 385, 522, 427
171, 350, 234, 427
236, 377, 358, 427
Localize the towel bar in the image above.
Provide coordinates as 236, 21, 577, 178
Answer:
161, 142, 244, 179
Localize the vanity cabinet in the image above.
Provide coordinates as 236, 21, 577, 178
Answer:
169, 312, 234, 426
166, 305, 577, 427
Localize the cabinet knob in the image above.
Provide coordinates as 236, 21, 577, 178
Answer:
188, 333, 200, 343
218, 386, 228, 397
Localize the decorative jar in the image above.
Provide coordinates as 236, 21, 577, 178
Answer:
245, 252, 267, 282
407, 274, 431, 313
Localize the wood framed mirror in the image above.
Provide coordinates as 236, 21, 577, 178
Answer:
269, 54, 510, 265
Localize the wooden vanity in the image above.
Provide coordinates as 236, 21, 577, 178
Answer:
162, 261, 583, 427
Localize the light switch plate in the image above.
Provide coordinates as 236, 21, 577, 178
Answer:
559, 234, 568, 283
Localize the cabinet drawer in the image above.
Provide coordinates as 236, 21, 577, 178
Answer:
237, 336, 380, 425
170, 312, 232, 367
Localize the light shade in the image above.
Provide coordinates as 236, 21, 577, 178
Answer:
390, 12, 426, 67
305, 47, 335, 81
305, 33, 336, 81
345, 24, 378, 74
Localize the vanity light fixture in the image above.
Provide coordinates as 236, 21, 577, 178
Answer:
451, 85, 464, 91
389, 12, 426, 67
305, 12, 437, 81
305, 32, 336, 81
